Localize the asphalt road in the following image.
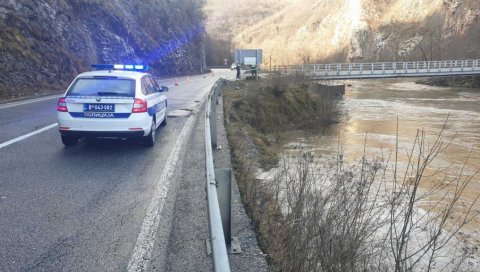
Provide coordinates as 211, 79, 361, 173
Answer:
0, 69, 235, 271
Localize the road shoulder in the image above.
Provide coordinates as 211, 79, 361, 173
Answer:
213, 94, 269, 272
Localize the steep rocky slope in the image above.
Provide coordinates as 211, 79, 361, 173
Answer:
0, 0, 206, 99
205, 0, 480, 65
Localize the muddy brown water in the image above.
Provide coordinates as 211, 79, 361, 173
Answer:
274, 78, 480, 229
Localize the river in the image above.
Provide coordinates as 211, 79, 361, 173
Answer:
273, 78, 480, 227
262, 78, 480, 268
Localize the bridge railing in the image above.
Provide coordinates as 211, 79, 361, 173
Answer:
271, 59, 480, 79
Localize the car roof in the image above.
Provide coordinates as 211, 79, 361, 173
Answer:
77, 70, 149, 80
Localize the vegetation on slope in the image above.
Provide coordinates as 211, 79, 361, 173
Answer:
223, 75, 340, 170
205, 0, 480, 65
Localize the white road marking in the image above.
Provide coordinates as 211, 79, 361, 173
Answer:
0, 95, 61, 109
0, 123, 58, 150
127, 113, 197, 272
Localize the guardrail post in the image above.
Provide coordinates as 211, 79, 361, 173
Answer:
210, 89, 217, 149
216, 83, 220, 104
215, 169, 231, 242
214, 168, 241, 254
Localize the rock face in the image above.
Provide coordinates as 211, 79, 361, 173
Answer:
0, 0, 206, 99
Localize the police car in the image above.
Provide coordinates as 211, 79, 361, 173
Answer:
57, 64, 168, 147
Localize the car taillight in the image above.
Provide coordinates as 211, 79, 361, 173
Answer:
132, 98, 147, 113
57, 97, 68, 112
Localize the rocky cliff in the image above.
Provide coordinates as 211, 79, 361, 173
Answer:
0, 0, 206, 99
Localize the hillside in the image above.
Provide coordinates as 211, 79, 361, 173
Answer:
205, 0, 480, 66
0, 0, 206, 99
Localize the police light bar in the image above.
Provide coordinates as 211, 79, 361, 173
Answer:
91, 64, 149, 72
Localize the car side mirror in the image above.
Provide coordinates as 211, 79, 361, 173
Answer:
161, 86, 169, 92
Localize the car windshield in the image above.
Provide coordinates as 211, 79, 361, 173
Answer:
66, 77, 135, 97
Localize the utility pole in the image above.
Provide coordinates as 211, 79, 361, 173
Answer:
269, 54, 272, 76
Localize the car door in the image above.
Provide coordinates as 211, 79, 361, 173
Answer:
142, 76, 166, 127
148, 76, 167, 124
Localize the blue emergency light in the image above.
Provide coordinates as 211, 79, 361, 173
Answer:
91, 64, 149, 72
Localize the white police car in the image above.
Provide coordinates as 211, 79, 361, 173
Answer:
57, 64, 168, 147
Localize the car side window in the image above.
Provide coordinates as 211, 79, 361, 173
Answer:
142, 76, 154, 95
141, 78, 149, 95
148, 76, 161, 93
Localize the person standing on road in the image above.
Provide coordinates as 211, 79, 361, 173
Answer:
236, 64, 240, 79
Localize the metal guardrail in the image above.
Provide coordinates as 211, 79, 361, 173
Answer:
205, 79, 231, 272
272, 59, 480, 80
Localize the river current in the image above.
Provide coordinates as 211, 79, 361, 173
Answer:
274, 78, 480, 226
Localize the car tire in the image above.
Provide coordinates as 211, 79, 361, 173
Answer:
61, 135, 78, 146
143, 119, 156, 147
160, 115, 167, 126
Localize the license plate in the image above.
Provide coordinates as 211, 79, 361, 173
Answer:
83, 103, 115, 112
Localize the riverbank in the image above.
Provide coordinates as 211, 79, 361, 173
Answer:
223, 77, 341, 169
417, 75, 480, 88
223, 76, 342, 269
223, 77, 480, 270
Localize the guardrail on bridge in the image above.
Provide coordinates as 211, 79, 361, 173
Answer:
272, 59, 480, 80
